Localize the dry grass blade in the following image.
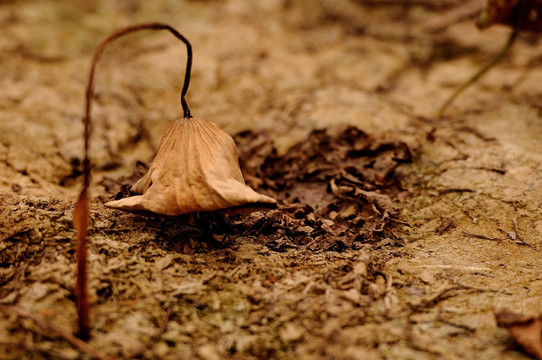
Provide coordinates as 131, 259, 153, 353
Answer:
409, 285, 472, 313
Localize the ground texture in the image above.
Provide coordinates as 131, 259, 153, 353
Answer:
1, 0, 542, 359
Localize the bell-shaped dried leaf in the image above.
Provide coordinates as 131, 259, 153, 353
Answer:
105, 117, 276, 216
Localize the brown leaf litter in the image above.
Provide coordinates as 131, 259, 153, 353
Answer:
104, 125, 413, 252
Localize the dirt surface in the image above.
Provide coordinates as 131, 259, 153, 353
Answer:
1, 0, 542, 359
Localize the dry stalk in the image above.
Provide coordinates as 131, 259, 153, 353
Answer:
74, 22, 194, 340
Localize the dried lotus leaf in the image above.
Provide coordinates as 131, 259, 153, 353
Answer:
105, 117, 276, 216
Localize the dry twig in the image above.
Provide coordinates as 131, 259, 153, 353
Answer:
409, 285, 473, 313
462, 231, 506, 241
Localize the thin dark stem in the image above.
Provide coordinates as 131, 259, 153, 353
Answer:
84, 23, 193, 187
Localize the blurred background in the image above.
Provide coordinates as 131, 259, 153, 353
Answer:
1, 0, 541, 198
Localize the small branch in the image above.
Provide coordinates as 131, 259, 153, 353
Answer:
409, 285, 472, 313
388, 217, 412, 227
438, 188, 476, 195
440, 166, 506, 175
456, 126, 497, 142
468, 166, 506, 175
462, 231, 506, 241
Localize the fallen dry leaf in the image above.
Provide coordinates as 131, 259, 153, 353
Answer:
105, 117, 276, 216
496, 309, 542, 359
103, 125, 412, 252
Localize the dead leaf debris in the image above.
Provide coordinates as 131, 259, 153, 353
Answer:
103, 126, 413, 252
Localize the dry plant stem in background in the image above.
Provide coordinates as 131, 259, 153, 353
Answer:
437, 28, 517, 117
477, 0, 542, 32
73, 23, 193, 341
438, 0, 542, 116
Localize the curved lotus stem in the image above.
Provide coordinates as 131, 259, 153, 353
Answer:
74, 22, 193, 341
83, 23, 193, 188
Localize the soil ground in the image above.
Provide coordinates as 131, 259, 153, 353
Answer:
1, 0, 542, 359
